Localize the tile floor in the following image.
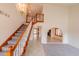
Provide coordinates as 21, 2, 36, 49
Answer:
24, 39, 45, 56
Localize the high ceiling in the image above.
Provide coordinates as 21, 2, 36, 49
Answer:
16, 3, 79, 16
16, 3, 43, 16
27, 4, 43, 15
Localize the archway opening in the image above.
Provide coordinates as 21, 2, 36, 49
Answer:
47, 27, 63, 43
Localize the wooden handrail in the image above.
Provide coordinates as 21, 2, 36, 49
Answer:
12, 31, 25, 51
11, 21, 33, 56
22, 24, 33, 55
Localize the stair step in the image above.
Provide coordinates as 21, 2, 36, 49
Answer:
12, 36, 18, 39
19, 29, 25, 31
15, 33, 21, 35
9, 39, 17, 42
8, 39, 17, 45
0, 51, 11, 56
15, 34, 21, 37
21, 28, 26, 30
16, 32, 22, 34
2, 44, 14, 52
0, 51, 5, 56
21, 26, 26, 28
17, 31, 23, 33
15, 32, 22, 35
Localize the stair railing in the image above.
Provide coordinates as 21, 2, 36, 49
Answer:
12, 21, 33, 56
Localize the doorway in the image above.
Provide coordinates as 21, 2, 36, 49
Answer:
33, 26, 41, 41
47, 27, 63, 43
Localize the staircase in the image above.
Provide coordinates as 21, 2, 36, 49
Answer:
0, 18, 42, 56
0, 24, 27, 56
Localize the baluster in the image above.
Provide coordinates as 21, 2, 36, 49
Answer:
13, 21, 32, 56
18, 44, 19, 56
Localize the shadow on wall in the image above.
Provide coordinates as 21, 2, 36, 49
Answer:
47, 27, 63, 42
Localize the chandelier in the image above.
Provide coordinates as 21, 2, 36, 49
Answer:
16, 3, 28, 15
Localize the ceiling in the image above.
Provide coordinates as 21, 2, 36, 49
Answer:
16, 3, 43, 16
16, 3, 79, 16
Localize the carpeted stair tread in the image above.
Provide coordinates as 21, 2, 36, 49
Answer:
17, 31, 23, 33
0, 24, 27, 56
2, 44, 14, 52
0, 51, 6, 56
14, 33, 21, 37
12, 36, 19, 39
8, 39, 17, 45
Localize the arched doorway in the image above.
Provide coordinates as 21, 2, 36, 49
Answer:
47, 27, 63, 43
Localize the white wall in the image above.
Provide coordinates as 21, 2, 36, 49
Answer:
68, 5, 79, 48
41, 4, 69, 44
0, 4, 25, 45
25, 4, 79, 47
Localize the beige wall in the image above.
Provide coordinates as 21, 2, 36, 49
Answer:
68, 5, 79, 48
41, 4, 79, 48
41, 4, 69, 44
0, 4, 25, 45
